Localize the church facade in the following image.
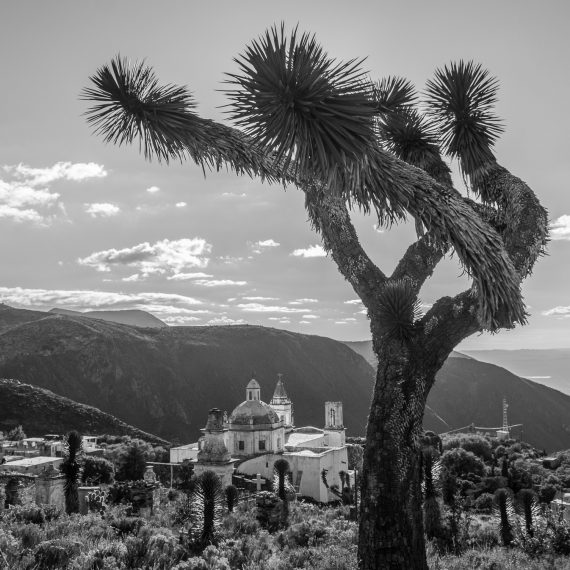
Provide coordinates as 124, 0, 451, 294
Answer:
186, 374, 351, 503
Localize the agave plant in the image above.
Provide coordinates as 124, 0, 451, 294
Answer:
60, 431, 83, 514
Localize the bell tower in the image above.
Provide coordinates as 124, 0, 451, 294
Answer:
270, 373, 293, 429
324, 401, 345, 447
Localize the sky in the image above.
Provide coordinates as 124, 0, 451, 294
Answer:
0, 1, 569, 349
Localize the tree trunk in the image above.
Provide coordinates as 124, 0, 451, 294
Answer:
358, 339, 433, 570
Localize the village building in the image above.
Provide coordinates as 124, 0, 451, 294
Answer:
186, 374, 351, 503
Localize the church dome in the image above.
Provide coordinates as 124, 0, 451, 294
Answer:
229, 399, 280, 426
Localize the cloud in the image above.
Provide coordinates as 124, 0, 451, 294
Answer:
289, 298, 318, 305
163, 315, 202, 324
299, 320, 312, 325
303, 315, 319, 319
0, 180, 61, 223
344, 299, 363, 305
221, 192, 247, 198
122, 274, 143, 282
0, 204, 43, 223
237, 303, 310, 313
542, 306, 570, 318
85, 203, 120, 217
0, 287, 203, 313
207, 316, 247, 325
5, 162, 107, 186
167, 272, 213, 281
193, 279, 247, 287
1, 162, 106, 224
175, 202, 187, 208
146, 186, 160, 194
78, 238, 212, 276
242, 296, 279, 301
291, 245, 327, 258
550, 215, 570, 240
251, 239, 280, 254
268, 317, 291, 324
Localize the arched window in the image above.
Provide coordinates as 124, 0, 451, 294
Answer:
330, 408, 336, 426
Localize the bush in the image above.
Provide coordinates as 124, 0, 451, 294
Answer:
443, 434, 493, 461
473, 493, 495, 514
82, 456, 114, 486
441, 448, 485, 479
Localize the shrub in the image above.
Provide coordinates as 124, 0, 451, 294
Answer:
473, 493, 494, 514
441, 448, 485, 479
82, 456, 114, 486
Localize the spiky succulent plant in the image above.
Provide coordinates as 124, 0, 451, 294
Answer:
425, 60, 504, 199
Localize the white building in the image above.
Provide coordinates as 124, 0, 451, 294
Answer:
186, 375, 351, 503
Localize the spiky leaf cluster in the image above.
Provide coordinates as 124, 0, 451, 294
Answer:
60, 431, 83, 514
494, 488, 515, 546
376, 279, 423, 342
372, 76, 416, 113
188, 471, 224, 549
425, 61, 504, 198
377, 106, 449, 181
224, 485, 239, 512
82, 57, 196, 163
225, 24, 375, 190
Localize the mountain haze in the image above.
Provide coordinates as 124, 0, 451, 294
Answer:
463, 349, 570, 395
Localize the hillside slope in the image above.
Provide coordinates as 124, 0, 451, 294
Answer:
49, 308, 167, 328
342, 339, 570, 451
0, 305, 374, 441
0, 378, 168, 445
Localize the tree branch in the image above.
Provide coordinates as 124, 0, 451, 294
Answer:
420, 162, 548, 377
304, 185, 387, 308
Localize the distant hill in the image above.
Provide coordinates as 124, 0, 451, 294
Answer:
49, 307, 167, 328
343, 339, 570, 452
0, 305, 374, 441
343, 340, 470, 367
463, 349, 570, 396
0, 378, 168, 445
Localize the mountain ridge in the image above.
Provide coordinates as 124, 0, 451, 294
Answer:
0, 378, 168, 445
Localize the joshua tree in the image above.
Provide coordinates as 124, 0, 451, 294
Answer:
82, 25, 547, 569
60, 431, 83, 514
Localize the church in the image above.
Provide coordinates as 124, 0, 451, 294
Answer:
174, 374, 351, 503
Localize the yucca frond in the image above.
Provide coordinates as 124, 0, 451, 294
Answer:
82, 56, 197, 163
377, 106, 449, 181
189, 471, 224, 548
372, 76, 417, 113
376, 279, 422, 342
225, 24, 376, 189
425, 61, 504, 198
